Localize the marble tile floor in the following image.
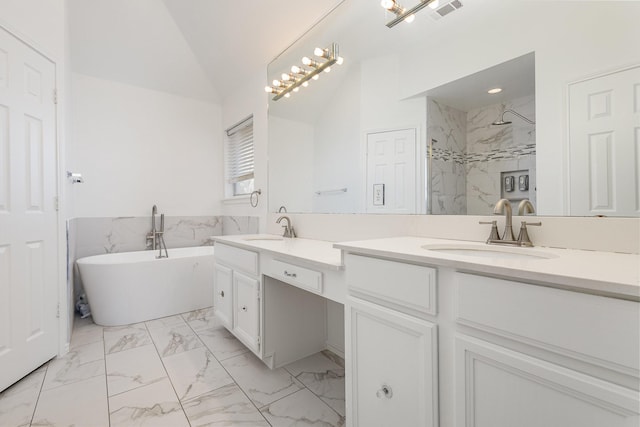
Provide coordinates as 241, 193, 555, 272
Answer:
0, 307, 345, 427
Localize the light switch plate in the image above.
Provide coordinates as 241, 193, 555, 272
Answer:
373, 183, 385, 206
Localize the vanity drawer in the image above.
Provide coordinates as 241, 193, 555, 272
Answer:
214, 243, 259, 276
267, 259, 323, 294
456, 273, 640, 374
346, 254, 437, 316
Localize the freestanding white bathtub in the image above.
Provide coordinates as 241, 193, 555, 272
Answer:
77, 246, 214, 326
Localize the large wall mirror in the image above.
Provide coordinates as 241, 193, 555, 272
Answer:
267, 0, 640, 217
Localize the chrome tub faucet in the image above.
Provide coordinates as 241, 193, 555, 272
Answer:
146, 204, 168, 258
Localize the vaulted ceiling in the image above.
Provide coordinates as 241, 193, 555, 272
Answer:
68, 0, 343, 102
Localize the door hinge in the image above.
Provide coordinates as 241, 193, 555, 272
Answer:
53, 89, 58, 105
54, 196, 59, 211
56, 302, 60, 319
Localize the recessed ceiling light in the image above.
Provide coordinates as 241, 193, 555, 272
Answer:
487, 87, 502, 94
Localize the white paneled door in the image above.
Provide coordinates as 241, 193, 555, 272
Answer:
569, 65, 640, 216
0, 26, 59, 392
366, 128, 418, 214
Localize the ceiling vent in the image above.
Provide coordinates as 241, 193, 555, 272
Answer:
430, 0, 464, 20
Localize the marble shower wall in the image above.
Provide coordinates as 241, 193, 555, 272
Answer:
466, 95, 536, 215
427, 95, 536, 215
427, 99, 467, 215
68, 216, 259, 303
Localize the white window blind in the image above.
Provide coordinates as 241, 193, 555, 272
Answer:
225, 116, 254, 186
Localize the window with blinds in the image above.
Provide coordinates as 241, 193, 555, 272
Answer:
225, 115, 255, 196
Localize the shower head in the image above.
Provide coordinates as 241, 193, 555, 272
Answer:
491, 109, 535, 126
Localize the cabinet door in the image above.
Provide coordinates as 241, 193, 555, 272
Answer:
348, 297, 438, 427
213, 263, 233, 329
233, 271, 260, 354
456, 335, 640, 427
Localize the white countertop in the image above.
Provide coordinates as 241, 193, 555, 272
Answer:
211, 234, 343, 271
334, 236, 640, 301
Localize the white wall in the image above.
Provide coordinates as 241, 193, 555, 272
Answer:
398, 1, 640, 215
0, 0, 66, 60
69, 73, 222, 217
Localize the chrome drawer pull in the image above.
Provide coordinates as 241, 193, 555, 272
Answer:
284, 270, 297, 278
219, 290, 224, 297
376, 384, 393, 399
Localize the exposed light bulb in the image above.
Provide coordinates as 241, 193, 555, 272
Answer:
324, 67, 331, 73
302, 56, 312, 66
336, 56, 344, 65
291, 65, 301, 74
312, 75, 319, 81
265, 86, 273, 93
284, 93, 291, 98
428, 0, 440, 9
293, 87, 299, 92
302, 81, 309, 87
381, 0, 395, 10
314, 47, 326, 57
272, 80, 281, 87
281, 73, 290, 81
404, 13, 415, 23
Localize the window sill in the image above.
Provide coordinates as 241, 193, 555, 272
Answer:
222, 195, 251, 205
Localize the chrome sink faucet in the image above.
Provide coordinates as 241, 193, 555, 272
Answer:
493, 198, 515, 242
516, 199, 541, 247
276, 215, 296, 238
480, 198, 542, 246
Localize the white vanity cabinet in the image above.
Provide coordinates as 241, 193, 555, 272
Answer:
213, 243, 261, 355
232, 271, 260, 353
211, 236, 347, 369
338, 240, 640, 427
345, 254, 439, 427
454, 273, 640, 427
213, 263, 233, 329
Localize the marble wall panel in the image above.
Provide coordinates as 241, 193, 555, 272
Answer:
466, 95, 536, 214
428, 99, 467, 214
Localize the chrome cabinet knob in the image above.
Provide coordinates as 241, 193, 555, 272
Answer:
376, 384, 393, 399
241, 306, 248, 312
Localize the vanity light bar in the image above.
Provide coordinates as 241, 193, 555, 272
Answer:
384, 0, 438, 28
265, 43, 341, 101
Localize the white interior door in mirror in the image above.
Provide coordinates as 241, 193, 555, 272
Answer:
366, 129, 418, 214
569, 65, 640, 217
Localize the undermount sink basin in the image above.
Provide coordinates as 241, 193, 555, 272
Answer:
421, 244, 556, 260
242, 236, 284, 242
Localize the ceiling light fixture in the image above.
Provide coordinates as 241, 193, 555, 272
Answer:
382, 0, 439, 28
487, 87, 502, 94
265, 43, 343, 101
